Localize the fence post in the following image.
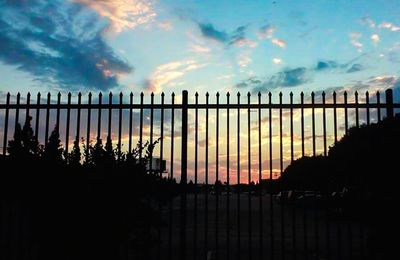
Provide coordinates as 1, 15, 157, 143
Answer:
385, 89, 394, 119
180, 90, 188, 260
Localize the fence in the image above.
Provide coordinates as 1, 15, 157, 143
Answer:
1, 88, 399, 260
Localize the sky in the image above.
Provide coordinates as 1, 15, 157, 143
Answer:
0, 0, 399, 97
0, 0, 400, 182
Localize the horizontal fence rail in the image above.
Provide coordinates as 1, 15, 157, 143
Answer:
1, 89, 399, 260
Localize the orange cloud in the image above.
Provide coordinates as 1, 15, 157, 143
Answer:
271, 38, 286, 48
74, 0, 156, 33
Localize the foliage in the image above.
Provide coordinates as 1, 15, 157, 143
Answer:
1, 116, 176, 260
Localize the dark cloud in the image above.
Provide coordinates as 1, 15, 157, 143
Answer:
235, 57, 365, 92
235, 77, 261, 88
315, 60, 339, 71
315, 59, 364, 73
0, 0, 132, 91
198, 22, 247, 46
198, 23, 229, 42
236, 67, 309, 92
265, 67, 308, 88
346, 64, 363, 73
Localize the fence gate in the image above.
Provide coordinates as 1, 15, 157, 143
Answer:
1, 89, 399, 260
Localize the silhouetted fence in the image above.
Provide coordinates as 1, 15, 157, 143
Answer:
1, 89, 399, 260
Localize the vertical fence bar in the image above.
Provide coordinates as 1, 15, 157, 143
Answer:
311, 92, 319, 259
226, 92, 230, 260
150, 93, 154, 170
344, 91, 352, 258
279, 92, 285, 260
168, 92, 175, 260
355, 92, 359, 128
333, 91, 341, 259
385, 89, 394, 119
300, 92, 307, 259
237, 92, 241, 260
322, 91, 330, 260
76, 93, 82, 146
205, 92, 209, 260
216, 92, 220, 260
322, 92, 327, 156
128, 93, 133, 153
86, 93, 92, 161
139, 92, 144, 159
97, 93, 102, 142
366, 92, 370, 125
268, 92, 274, 260
107, 92, 112, 142
25, 92, 30, 124
56, 93, 61, 132
194, 92, 198, 260
2, 93, 10, 155
333, 92, 337, 143
300, 92, 305, 157
247, 92, 252, 260
65, 93, 71, 155
344, 92, 348, 135
180, 90, 188, 260
290, 92, 296, 260
258, 92, 262, 260
376, 91, 381, 122
35, 93, 40, 144
311, 92, 316, 156
14, 93, 21, 139
118, 93, 123, 161
157, 92, 163, 260
45, 93, 50, 146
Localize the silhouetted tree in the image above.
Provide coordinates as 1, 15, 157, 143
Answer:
104, 135, 116, 166
43, 125, 63, 162
7, 116, 38, 158
68, 137, 81, 166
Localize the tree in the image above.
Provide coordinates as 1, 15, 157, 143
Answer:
7, 116, 39, 158
68, 137, 81, 166
44, 125, 63, 162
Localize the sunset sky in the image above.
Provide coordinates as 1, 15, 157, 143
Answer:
0, 0, 400, 182
0, 0, 399, 96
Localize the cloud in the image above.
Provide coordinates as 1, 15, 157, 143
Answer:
315, 57, 364, 73
235, 77, 261, 88
198, 23, 229, 42
368, 75, 398, 86
189, 43, 211, 54
232, 38, 258, 48
371, 34, 380, 43
258, 25, 275, 39
349, 32, 363, 51
73, 0, 156, 33
237, 52, 252, 68
0, 0, 132, 91
379, 22, 400, 32
144, 60, 206, 93
234, 56, 365, 92
346, 64, 363, 73
271, 38, 286, 48
197, 22, 254, 48
315, 60, 339, 71
272, 58, 282, 64
266, 67, 308, 88
158, 21, 173, 30
235, 67, 309, 92
360, 17, 376, 28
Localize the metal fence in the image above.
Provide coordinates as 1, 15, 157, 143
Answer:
1, 88, 399, 260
